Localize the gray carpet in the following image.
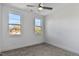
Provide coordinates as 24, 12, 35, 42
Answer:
2, 43, 79, 56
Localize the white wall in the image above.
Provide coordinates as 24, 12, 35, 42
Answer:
46, 3, 79, 54
1, 4, 45, 52
0, 4, 2, 52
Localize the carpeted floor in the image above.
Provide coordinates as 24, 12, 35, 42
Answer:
2, 43, 79, 56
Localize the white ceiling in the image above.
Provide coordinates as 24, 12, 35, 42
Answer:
5, 3, 55, 16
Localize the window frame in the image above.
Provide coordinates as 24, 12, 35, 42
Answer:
34, 18, 42, 34
8, 11, 22, 35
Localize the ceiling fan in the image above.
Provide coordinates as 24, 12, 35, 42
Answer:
26, 3, 53, 10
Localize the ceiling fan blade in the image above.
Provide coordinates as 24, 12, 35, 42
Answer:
26, 5, 35, 7
42, 7, 53, 10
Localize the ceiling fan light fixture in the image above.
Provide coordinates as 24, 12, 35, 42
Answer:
38, 7, 43, 10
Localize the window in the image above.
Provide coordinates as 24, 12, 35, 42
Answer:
9, 13, 21, 35
35, 18, 42, 34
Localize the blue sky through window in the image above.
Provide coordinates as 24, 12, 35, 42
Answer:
35, 18, 41, 26
9, 13, 20, 24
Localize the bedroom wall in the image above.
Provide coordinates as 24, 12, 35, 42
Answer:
0, 4, 2, 52
1, 4, 45, 52
45, 3, 79, 54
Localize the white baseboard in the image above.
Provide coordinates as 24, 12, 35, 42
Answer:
46, 41, 79, 55
1, 42, 44, 52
